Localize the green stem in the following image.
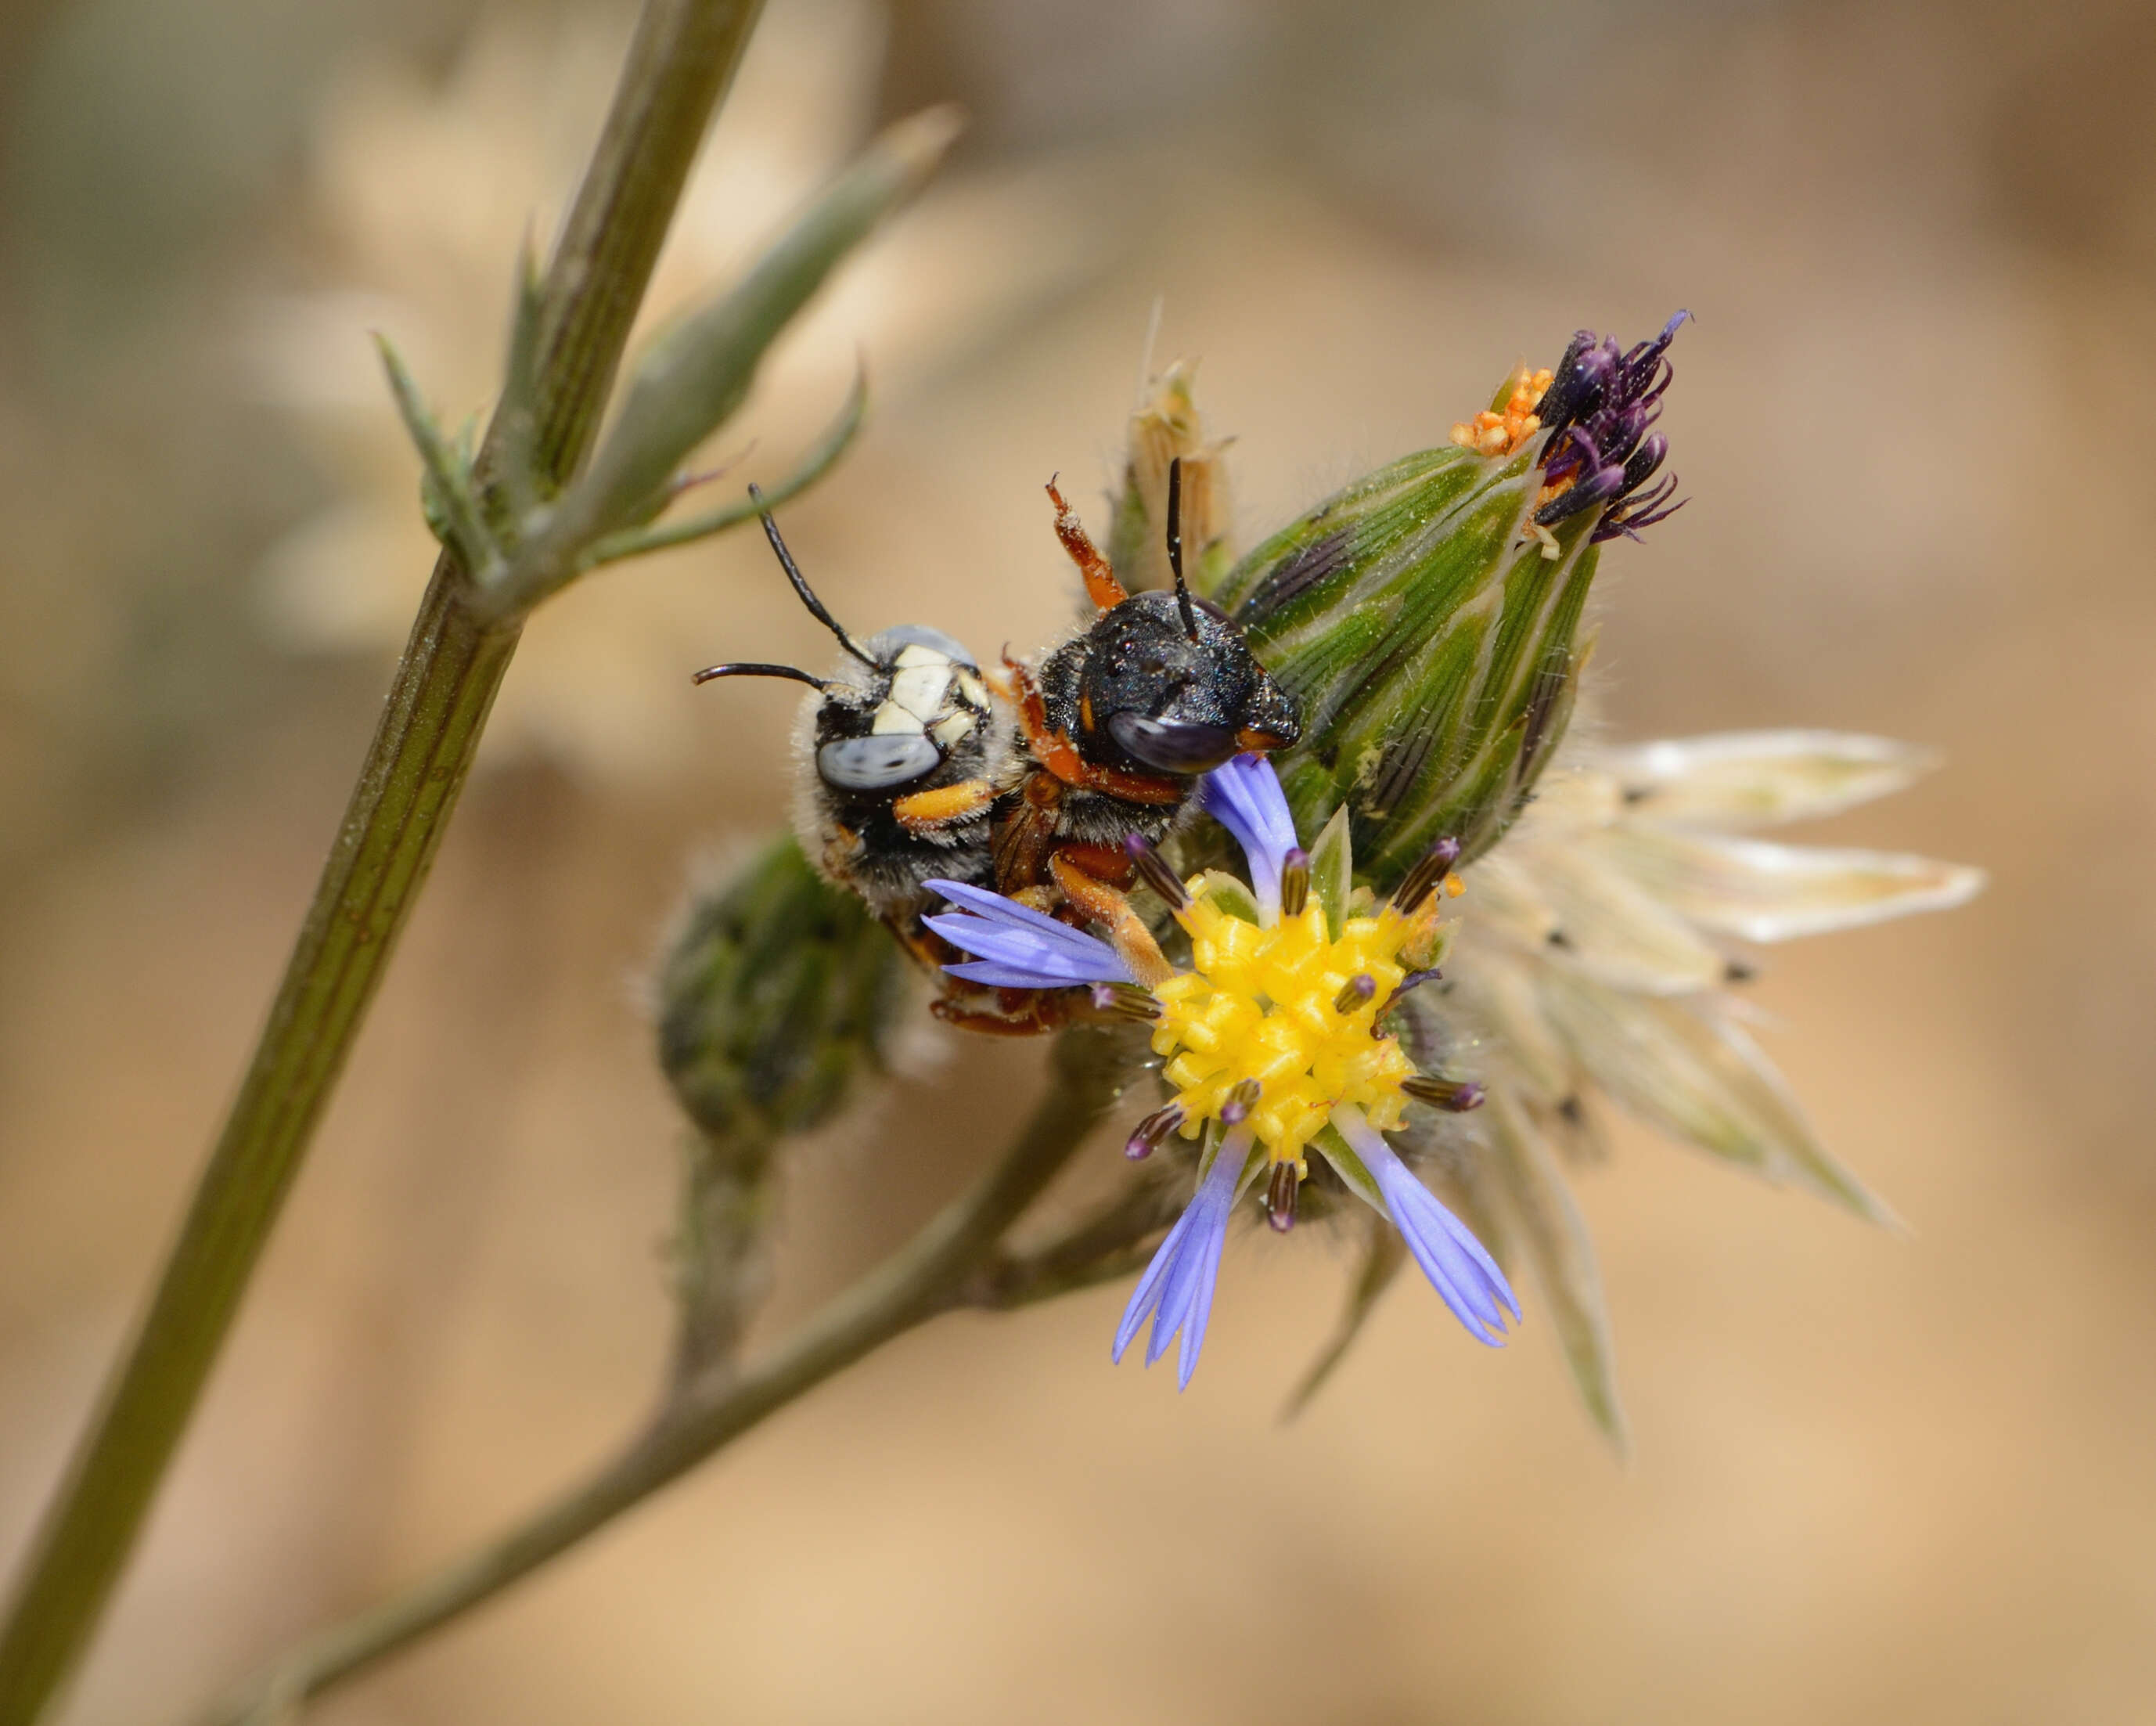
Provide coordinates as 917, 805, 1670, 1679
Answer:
0, 5, 764, 1719
196, 1029, 1132, 1726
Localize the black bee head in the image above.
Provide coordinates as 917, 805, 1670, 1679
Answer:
1077, 590, 1301, 777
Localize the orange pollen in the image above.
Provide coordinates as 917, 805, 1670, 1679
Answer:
1451, 365, 1554, 459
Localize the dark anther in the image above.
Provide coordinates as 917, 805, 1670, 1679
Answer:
1125, 833, 1191, 911
1723, 958, 1758, 984
1531, 314, 1689, 546
1220, 1078, 1262, 1125
1265, 1160, 1299, 1233
1403, 1075, 1485, 1112
1375, 967, 1442, 1022
1392, 837, 1463, 913
1334, 973, 1376, 1014
1280, 847, 1311, 917
1546, 928, 1572, 948
1126, 1101, 1185, 1160
1534, 463, 1626, 528
1089, 981, 1163, 1022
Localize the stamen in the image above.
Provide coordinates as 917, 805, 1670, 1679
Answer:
1403, 1075, 1485, 1112
1126, 1101, 1185, 1160
1334, 973, 1375, 1014
1279, 847, 1310, 917
1219, 1078, 1262, 1125
1089, 981, 1163, 1022
1265, 1160, 1299, 1233
1375, 967, 1442, 1022
1124, 834, 1190, 911
1392, 837, 1463, 913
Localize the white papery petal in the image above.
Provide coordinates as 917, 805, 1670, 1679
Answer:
1592, 827, 1987, 942
1593, 731, 1938, 831
1513, 844, 1727, 995
1460, 851, 1561, 949
1447, 944, 1575, 1100
1535, 965, 1894, 1224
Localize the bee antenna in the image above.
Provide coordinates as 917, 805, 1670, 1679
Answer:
1166, 456, 1199, 641
751, 484, 877, 670
691, 661, 829, 690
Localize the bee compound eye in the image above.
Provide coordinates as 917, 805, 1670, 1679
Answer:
1104, 712, 1240, 774
818, 732, 941, 791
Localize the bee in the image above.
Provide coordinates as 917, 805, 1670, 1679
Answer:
980, 459, 1301, 985
693, 489, 1013, 940
696, 464, 1302, 1037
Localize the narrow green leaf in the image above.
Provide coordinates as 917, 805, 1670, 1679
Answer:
545, 106, 960, 575
374, 333, 499, 578
585, 362, 870, 566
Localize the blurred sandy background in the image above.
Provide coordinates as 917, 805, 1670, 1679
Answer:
3, 0, 2154, 1721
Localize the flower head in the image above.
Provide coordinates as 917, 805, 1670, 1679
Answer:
925, 753, 1520, 1385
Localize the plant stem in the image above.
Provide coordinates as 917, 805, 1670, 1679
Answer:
196, 1028, 1132, 1726
0, 6, 764, 1720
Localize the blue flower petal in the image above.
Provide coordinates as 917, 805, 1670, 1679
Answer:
920, 879, 1133, 987
921, 915, 1127, 984
1330, 1106, 1520, 1346
1199, 755, 1299, 918
1115, 1129, 1252, 1386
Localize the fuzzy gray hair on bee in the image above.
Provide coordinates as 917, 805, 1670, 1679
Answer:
693, 489, 1013, 931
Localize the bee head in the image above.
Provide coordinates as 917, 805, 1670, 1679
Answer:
1078, 591, 1301, 777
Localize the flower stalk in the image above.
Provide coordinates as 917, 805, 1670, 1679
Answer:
0, 5, 833, 1717
193, 1026, 1136, 1726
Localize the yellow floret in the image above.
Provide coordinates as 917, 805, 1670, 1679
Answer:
1150, 885, 1438, 1169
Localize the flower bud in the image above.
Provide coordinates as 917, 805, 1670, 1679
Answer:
1211, 317, 1686, 889
1107, 360, 1235, 596
657, 831, 907, 1148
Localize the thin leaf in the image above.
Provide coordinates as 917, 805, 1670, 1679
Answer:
374, 333, 499, 578
490, 232, 548, 522
1483, 1089, 1628, 1452
584, 362, 870, 566
1307, 803, 1353, 939
544, 106, 960, 578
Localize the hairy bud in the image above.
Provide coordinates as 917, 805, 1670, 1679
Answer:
1211, 319, 1686, 888
657, 831, 907, 1146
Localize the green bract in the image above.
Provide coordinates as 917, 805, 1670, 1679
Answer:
1210, 441, 1599, 887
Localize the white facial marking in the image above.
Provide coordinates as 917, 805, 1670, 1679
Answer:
930, 711, 975, 748
956, 671, 988, 709
871, 700, 925, 734
887, 664, 954, 722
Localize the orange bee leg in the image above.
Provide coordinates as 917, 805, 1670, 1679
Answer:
1050, 851, 1175, 986
1045, 476, 1128, 613
891, 777, 995, 836
1003, 655, 1185, 807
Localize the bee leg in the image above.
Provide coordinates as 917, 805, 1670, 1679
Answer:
1045, 477, 1128, 613
891, 777, 995, 835
1006, 657, 1185, 808
992, 771, 1062, 891
1050, 851, 1175, 985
